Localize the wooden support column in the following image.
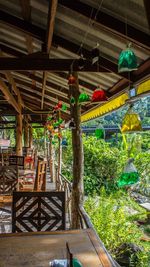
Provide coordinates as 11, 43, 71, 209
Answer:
44, 127, 47, 157
69, 72, 84, 229
57, 127, 62, 179
23, 115, 29, 147
16, 113, 23, 156
29, 126, 33, 148
49, 136, 55, 182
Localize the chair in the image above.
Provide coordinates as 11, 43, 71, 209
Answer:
0, 166, 18, 233
0, 166, 18, 195
19, 160, 47, 192
12, 191, 65, 232
9, 155, 25, 169
34, 160, 47, 191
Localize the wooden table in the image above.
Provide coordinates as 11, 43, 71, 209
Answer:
0, 229, 114, 267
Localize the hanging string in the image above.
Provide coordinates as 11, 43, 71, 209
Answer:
70, 0, 104, 72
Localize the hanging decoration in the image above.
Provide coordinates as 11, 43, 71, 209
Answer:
121, 106, 142, 133
54, 101, 62, 110
62, 103, 67, 111
79, 91, 90, 103
95, 127, 105, 139
92, 86, 107, 102
70, 96, 75, 105
117, 158, 139, 187
47, 116, 53, 121
91, 43, 99, 65
78, 54, 86, 70
68, 74, 76, 85
118, 43, 138, 73
62, 138, 68, 147
69, 119, 76, 130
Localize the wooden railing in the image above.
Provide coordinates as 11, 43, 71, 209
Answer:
54, 168, 120, 266
55, 167, 72, 226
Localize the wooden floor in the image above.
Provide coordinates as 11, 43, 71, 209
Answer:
0, 229, 114, 267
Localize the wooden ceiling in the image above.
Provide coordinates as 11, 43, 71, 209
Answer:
0, 0, 149, 123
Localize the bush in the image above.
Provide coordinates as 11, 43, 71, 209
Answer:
84, 188, 149, 266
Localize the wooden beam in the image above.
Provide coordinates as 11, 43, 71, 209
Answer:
0, 79, 20, 113
0, 57, 110, 71
4, 72, 24, 108
16, 113, 23, 156
143, 0, 150, 30
20, 0, 36, 94
29, 125, 33, 148
23, 115, 29, 147
41, 0, 58, 110
58, 0, 150, 50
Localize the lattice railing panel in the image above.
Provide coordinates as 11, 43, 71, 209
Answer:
12, 191, 65, 232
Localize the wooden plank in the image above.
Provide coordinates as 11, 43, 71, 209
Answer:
143, 0, 150, 30
4, 71, 24, 108
0, 230, 105, 266
0, 79, 21, 113
0, 57, 110, 72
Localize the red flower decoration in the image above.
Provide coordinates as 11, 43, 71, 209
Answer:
92, 88, 107, 102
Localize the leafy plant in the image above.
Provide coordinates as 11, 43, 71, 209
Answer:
84, 189, 149, 266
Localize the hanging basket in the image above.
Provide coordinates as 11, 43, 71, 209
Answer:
121, 108, 142, 133
117, 158, 139, 187
118, 45, 138, 73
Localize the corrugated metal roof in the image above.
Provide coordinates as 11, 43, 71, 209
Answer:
0, 0, 149, 121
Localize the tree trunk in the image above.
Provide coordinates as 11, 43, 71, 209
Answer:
16, 113, 23, 156
69, 72, 84, 229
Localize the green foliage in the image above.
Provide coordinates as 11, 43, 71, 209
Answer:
84, 189, 149, 266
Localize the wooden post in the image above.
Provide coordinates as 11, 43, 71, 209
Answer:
49, 136, 55, 182
57, 127, 62, 179
23, 115, 29, 147
29, 126, 33, 148
69, 72, 84, 229
16, 113, 23, 156
44, 127, 47, 157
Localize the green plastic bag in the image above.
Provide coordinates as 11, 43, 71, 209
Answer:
118, 158, 139, 187
118, 46, 138, 73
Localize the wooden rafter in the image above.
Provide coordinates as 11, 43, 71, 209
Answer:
41, 0, 58, 110
4, 72, 24, 108
20, 0, 36, 91
1, 11, 149, 79
0, 51, 24, 108
0, 79, 20, 113
0, 57, 110, 72
58, 0, 150, 50
143, 0, 150, 30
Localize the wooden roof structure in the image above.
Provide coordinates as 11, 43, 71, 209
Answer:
0, 0, 150, 123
